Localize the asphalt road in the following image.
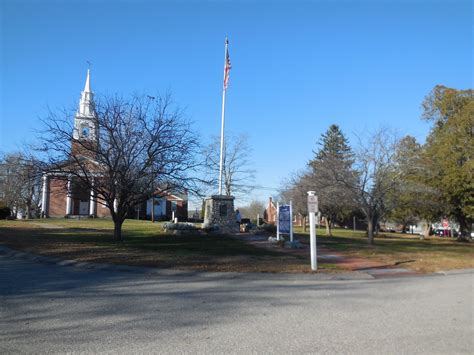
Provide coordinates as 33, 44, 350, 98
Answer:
0, 253, 472, 354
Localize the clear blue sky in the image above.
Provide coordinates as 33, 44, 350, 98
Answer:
1, 0, 472, 207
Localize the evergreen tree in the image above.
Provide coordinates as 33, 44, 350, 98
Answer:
308, 124, 355, 236
313, 124, 353, 163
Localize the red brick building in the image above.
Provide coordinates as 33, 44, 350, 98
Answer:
263, 197, 277, 224
40, 70, 108, 218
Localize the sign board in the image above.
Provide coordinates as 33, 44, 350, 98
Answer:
307, 195, 318, 213
279, 205, 291, 234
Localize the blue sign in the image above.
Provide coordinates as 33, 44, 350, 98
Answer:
279, 205, 291, 234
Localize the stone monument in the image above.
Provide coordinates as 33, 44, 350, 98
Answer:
203, 195, 239, 233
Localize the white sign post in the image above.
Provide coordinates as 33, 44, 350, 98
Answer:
276, 201, 280, 241
290, 200, 293, 242
307, 191, 318, 271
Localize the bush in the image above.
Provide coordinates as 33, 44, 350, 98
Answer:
0, 207, 11, 220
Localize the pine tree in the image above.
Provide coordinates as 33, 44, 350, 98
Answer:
308, 124, 355, 236
313, 124, 353, 163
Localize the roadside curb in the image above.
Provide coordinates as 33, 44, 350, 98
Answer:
0, 245, 374, 281
435, 269, 474, 276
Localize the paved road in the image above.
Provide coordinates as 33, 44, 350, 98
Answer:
0, 253, 472, 354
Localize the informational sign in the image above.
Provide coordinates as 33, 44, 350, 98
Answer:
279, 205, 291, 234
307, 195, 318, 213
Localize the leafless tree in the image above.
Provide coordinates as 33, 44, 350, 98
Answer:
280, 170, 311, 231
346, 129, 401, 244
202, 133, 256, 199
307, 164, 356, 236
38, 94, 201, 240
0, 152, 42, 218
238, 199, 265, 220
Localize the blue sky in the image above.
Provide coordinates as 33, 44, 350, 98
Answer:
1, 0, 472, 207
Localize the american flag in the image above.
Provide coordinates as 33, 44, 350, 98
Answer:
223, 40, 231, 90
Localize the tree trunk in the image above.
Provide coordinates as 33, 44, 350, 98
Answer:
457, 215, 471, 242
325, 217, 332, 237
303, 216, 307, 232
26, 203, 31, 220
421, 221, 431, 240
113, 217, 124, 241
151, 195, 155, 223
367, 219, 375, 245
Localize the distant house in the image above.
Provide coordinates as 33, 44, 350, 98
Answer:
131, 191, 188, 221
263, 197, 277, 224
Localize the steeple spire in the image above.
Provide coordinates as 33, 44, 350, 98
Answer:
77, 69, 95, 118
72, 69, 98, 143
84, 68, 91, 92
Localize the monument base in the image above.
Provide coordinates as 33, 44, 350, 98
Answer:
203, 195, 239, 234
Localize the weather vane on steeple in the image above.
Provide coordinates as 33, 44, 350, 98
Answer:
86, 60, 92, 69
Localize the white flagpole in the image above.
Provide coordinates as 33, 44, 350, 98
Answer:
218, 38, 228, 195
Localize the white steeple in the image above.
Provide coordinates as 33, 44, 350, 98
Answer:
78, 69, 95, 118
73, 69, 98, 141
84, 68, 91, 92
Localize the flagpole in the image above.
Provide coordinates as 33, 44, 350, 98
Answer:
218, 38, 228, 195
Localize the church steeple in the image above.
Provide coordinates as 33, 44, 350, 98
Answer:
84, 68, 91, 92
77, 69, 95, 118
72, 69, 99, 155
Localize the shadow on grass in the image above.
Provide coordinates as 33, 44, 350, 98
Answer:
0, 222, 286, 259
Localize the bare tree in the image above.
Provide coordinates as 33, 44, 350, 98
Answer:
38, 94, 201, 240
346, 129, 401, 244
280, 170, 311, 231
202, 133, 256, 199
238, 199, 265, 220
0, 152, 42, 218
280, 127, 401, 243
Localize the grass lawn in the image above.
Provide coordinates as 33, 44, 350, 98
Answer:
0, 218, 322, 273
0, 219, 472, 273
293, 226, 474, 273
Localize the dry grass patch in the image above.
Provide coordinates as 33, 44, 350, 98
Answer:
295, 228, 474, 273
0, 219, 340, 273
